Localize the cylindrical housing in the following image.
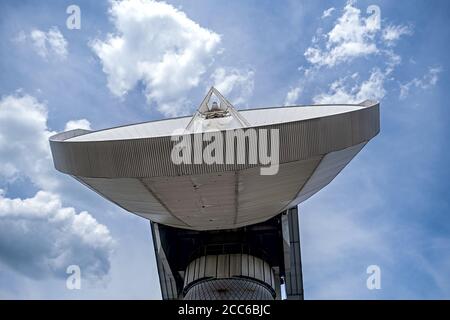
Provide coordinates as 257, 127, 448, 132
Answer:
183, 253, 275, 300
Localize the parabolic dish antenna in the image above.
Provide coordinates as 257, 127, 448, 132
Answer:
50, 87, 379, 231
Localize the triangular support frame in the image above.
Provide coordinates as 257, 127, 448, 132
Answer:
186, 87, 250, 131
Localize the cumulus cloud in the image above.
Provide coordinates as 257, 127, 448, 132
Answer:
399, 67, 442, 100
305, 2, 380, 67
26, 27, 68, 59
91, 0, 221, 116
0, 190, 114, 280
0, 92, 115, 280
0, 94, 94, 190
0, 93, 57, 189
211, 67, 255, 106
284, 86, 302, 105
304, 2, 412, 69
64, 119, 92, 131
313, 69, 386, 104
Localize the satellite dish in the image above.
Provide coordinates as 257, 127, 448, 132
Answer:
49, 89, 379, 231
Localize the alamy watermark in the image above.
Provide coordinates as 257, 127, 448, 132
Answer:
366, 264, 381, 290
170, 128, 280, 175
66, 265, 81, 290
366, 5, 381, 30
66, 5, 81, 30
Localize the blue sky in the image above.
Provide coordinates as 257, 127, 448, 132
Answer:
0, 0, 449, 299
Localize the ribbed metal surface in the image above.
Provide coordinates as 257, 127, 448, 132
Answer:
49, 103, 379, 178
183, 254, 275, 292
184, 278, 274, 300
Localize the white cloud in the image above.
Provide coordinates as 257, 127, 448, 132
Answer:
0, 190, 114, 280
0, 93, 57, 189
313, 69, 386, 104
0, 94, 93, 190
294, 2, 413, 105
64, 119, 92, 131
382, 24, 413, 46
305, 3, 413, 69
0, 92, 115, 281
29, 27, 68, 59
321, 7, 335, 19
383, 49, 402, 74
91, 0, 221, 116
305, 2, 379, 67
30, 30, 47, 57
211, 67, 255, 106
284, 86, 302, 105
399, 67, 442, 100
